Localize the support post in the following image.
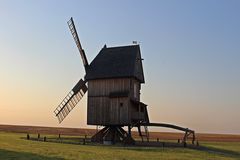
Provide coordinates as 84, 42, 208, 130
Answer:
128, 125, 131, 136
91, 126, 135, 145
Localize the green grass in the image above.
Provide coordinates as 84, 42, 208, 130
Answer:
0, 132, 239, 160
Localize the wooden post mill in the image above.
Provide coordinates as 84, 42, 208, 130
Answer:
54, 17, 196, 144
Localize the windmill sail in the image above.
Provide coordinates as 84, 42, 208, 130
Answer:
54, 79, 88, 123
67, 17, 89, 69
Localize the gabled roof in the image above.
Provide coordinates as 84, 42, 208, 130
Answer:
85, 45, 145, 83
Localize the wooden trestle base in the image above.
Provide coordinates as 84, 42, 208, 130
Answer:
91, 126, 135, 145
91, 123, 196, 145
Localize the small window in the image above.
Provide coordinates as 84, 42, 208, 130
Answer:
120, 102, 123, 107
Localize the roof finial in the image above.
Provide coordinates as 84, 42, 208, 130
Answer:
132, 41, 138, 44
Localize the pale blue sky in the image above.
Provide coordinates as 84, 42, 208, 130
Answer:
0, 0, 240, 134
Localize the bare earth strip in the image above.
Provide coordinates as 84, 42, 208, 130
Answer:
0, 124, 239, 142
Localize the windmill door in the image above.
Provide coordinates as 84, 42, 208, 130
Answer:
109, 97, 128, 125
118, 97, 128, 124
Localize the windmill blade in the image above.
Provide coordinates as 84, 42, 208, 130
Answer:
67, 17, 89, 70
54, 79, 88, 123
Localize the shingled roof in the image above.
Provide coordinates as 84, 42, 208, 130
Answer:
85, 45, 145, 83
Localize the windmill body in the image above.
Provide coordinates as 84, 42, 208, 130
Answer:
54, 18, 196, 145
86, 45, 148, 126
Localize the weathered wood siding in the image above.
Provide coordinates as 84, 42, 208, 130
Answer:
109, 97, 129, 124
87, 78, 132, 125
129, 78, 140, 101
87, 78, 144, 125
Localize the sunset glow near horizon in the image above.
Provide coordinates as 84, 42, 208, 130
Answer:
0, 0, 240, 134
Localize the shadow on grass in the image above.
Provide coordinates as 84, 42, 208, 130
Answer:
120, 143, 240, 159
0, 149, 64, 160
21, 136, 240, 159
195, 145, 240, 158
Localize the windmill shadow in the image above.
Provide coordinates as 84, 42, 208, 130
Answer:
0, 149, 64, 160
123, 144, 240, 158
192, 145, 240, 158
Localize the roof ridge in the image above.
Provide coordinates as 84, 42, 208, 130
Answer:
104, 44, 139, 49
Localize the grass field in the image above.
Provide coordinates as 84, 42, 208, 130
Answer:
0, 131, 240, 160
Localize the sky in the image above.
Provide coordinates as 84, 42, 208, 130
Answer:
0, 0, 240, 134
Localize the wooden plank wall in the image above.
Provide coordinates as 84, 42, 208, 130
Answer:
87, 78, 133, 125
87, 78, 143, 125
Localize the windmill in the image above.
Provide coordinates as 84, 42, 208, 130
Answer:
53, 17, 196, 144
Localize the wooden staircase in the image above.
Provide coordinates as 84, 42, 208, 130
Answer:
137, 123, 149, 142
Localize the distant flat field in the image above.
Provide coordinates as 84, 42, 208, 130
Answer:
0, 124, 240, 142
